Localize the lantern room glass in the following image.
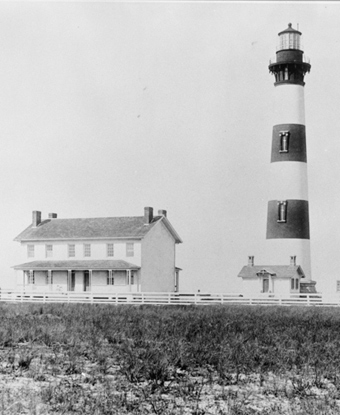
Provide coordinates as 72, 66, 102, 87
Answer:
278, 32, 302, 51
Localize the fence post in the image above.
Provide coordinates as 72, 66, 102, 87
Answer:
307, 294, 310, 306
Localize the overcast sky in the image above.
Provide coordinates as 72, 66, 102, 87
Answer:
1, 1, 340, 295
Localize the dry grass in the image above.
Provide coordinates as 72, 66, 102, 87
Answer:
0, 303, 339, 413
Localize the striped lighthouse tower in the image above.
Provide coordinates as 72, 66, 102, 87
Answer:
266, 23, 315, 291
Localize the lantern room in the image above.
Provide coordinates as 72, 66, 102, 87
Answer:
277, 23, 302, 51
269, 23, 311, 86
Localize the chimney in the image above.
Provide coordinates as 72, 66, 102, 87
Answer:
144, 207, 153, 224
248, 256, 254, 267
290, 256, 296, 266
158, 209, 167, 217
32, 211, 41, 227
48, 213, 57, 219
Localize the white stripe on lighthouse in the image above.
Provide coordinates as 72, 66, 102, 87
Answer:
268, 162, 309, 201
272, 84, 305, 126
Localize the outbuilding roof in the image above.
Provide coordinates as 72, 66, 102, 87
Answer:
14, 215, 182, 243
238, 265, 305, 279
13, 260, 140, 270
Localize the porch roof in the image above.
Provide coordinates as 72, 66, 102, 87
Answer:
13, 260, 140, 271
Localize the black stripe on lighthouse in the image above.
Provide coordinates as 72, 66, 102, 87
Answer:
266, 199, 310, 239
271, 124, 307, 163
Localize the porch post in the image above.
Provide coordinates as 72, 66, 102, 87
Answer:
23, 271, 26, 290
128, 269, 131, 292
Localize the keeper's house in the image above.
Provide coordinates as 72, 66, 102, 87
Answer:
13, 207, 182, 293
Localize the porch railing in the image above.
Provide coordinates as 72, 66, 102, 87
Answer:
0, 290, 338, 306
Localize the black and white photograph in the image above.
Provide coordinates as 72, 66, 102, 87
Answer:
0, 1, 340, 413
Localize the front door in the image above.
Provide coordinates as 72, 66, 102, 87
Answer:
83, 271, 90, 292
262, 278, 269, 293
68, 271, 75, 291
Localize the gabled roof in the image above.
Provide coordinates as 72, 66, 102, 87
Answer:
238, 265, 305, 279
13, 260, 140, 270
14, 215, 182, 243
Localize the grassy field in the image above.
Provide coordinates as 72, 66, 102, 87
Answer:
0, 303, 340, 414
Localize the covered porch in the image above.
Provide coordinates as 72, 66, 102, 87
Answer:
13, 260, 141, 293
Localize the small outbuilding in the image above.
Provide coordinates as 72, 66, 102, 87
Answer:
238, 256, 316, 296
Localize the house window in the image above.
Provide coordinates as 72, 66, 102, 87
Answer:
45, 244, 53, 258
279, 131, 290, 153
107, 271, 114, 285
27, 270, 35, 285
291, 278, 295, 290
336, 281, 340, 292
295, 279, 299, 290
27, 245, 35, 258
277, 201, 287, 223
84, 244, 91, 257
68, 244, 75, 257
107, 243, 114, 257
126, 243, 134, 257
130, 273, 134, 285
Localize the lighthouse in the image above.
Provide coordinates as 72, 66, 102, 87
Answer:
265, 23, 316, 293
238, 24, 316, 295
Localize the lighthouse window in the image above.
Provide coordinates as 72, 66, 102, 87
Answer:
279, 131, 290, 153
284, 67, 289, 80
277, 201, 287, 223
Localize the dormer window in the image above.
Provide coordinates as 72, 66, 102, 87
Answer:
277, 201, 287, 223
279, 131, 290, 153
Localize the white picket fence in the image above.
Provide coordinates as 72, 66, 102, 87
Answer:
0, 289, 339, 306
